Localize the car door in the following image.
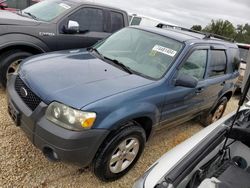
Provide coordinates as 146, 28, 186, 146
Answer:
199, 46, 229, 111
160, 46, 209, 126
55, 6, 111, 50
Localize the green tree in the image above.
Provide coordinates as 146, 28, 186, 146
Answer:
235, 24, 250, 43
203, 19, 236, 39
191, 25, 202, 31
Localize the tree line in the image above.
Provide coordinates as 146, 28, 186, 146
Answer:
191, 20, 250, 44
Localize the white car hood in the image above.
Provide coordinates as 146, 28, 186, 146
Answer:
144, 110, 237, 188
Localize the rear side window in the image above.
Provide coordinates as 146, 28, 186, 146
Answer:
229, 48, 240, 72
68, 8, 104, 32
110, 11, 124, 32
239, 47, 249, 62
208, 50, 227, 77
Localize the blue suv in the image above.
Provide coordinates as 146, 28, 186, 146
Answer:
7, 26, 239, 181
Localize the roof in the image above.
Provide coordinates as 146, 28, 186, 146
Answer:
132, 26, 238, 47
66, 0, 126, 12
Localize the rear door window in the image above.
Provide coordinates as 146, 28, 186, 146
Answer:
208, 50, 227, 77
110, 11, 124, 32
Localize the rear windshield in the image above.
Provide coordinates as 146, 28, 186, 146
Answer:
239, 47, 249, 62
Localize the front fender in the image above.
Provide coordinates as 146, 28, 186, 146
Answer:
94, 102, 160, 130
0, 33, 49, 52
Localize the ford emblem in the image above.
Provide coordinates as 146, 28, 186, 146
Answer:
20, 87, 28, 97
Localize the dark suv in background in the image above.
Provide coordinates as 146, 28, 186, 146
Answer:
7, 25, 239, 181
0, 0, 129, 86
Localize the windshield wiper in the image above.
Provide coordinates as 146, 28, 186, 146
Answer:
87, 47, 104, 60
23, 12, 38, 20
103, 56, 133, 74
87, 47, 133, 74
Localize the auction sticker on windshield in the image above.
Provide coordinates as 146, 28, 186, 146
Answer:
152, 45, 177, 57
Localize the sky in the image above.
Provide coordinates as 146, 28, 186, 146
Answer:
96, 0, 250, 28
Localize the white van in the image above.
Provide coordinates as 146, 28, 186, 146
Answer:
129, 14, 177, 27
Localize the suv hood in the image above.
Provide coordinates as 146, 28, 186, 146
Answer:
0, 10, 40, 26
19, 49, 154, 109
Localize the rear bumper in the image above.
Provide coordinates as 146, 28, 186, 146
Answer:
236, 76, 243, 88
6, 74, 109, 166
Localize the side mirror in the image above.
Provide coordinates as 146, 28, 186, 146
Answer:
175, 74, 198, 88
65, 20, 79, 34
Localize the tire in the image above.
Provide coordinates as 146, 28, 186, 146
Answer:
200, 97, 228, 126
0, 50, 32, 87
92, 123, 146, 181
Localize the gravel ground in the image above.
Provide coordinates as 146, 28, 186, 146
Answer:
0, 88, 239, 188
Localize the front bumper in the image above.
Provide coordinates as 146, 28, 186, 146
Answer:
6, 74, 109, 166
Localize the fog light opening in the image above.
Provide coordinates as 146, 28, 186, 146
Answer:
43, 147, 59, 162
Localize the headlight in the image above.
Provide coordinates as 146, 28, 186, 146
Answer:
46, 102, 96, 131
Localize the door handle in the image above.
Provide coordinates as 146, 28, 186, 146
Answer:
196, 87, 204, 94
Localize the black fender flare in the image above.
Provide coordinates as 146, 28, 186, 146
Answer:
0, 33, 50, 53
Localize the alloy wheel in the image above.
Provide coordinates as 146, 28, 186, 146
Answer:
109, 137, 140, 174
212, 104, 225, 122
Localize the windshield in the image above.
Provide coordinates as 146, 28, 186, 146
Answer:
95, 28, 183, 79
22, 0, 72, 22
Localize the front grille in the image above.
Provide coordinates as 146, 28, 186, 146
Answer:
15, 76, 42, 111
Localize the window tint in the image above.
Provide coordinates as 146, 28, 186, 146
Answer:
209, 50, 227, 77
6, 0, 30, 9
239, 47, 249, 62
179, 50, 207, 81
229, 48, 240, 72
130, 17, 142, 25
68, 8, 104, 32
110, 11, 124, 32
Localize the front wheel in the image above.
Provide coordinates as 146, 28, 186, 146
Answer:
92, 124, 146, 181
0, 50, 32, 87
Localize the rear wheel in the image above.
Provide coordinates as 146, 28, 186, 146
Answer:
0, 50, 32, 87
92, 123, 146, 181
200, 97, 228, 126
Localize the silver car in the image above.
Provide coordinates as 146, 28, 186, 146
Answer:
134, 100, 250, 188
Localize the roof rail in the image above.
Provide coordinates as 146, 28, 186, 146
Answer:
156, 23, 234, 42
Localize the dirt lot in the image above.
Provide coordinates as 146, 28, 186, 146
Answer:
0, 88, 239, 188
